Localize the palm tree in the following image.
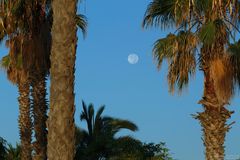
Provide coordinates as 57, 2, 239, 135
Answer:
143, 0, 239, 159
0, 1, 50, 159
28, 2, 52, 159
1, 50, 32, 160
29, 3, 86, 158
1, 1, 86, 159
46, 0, 86, 159
75, 101, 138, 160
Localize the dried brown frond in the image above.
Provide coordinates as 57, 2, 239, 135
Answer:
209, 54, 234, 105
7, 64, 28, 84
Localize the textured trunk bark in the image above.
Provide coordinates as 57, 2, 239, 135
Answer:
31, 72, 48, 160
196, 67, 233, 160
47, 0, 77, 159
196, 107, 233, 160
18, 81, 32, 160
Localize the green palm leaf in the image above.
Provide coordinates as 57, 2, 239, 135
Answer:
76, 14, 87, 38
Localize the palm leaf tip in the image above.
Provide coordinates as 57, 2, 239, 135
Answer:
76, 14, 87, 38
142, 0, 175, 29
111, 119, 138, 132
0, 55, 10, 70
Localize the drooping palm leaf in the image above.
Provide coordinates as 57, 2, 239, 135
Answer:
227, 40, 240, 87
76, 14, 87, 38
76, 101, 138, 160
142, 0, 176, 29
153, 31, 197, 93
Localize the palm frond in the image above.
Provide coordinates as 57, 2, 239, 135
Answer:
106, 117, 138, 134
142, 0, 176, 29
76, 14, 87, 38
153, 31, 197, 93
142, 0, 200, 29
0, 54, 10, 70
199, 19, 228, 46
227, 40, 240, 88
153, 33, 176, 69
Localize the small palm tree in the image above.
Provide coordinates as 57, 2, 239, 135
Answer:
75, 101, 138, 160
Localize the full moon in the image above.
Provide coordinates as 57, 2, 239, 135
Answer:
128, 54, 139, 64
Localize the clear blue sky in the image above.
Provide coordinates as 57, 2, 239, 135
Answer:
1, 0, 240, 160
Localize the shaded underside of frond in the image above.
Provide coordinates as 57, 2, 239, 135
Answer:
227, 40, 240, 88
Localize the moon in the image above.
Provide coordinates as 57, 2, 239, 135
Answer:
128, 54, 139, 64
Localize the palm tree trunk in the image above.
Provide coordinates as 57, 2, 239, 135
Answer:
195, 68, 234, 160
31, 72, 48, 160
47, 0, 77, 159
18, 81, 32, 160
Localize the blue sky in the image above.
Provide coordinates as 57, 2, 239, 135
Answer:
1, 0, 240, 160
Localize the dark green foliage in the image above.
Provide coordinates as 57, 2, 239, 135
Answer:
5, 144, 21, 160
0, 137, 7, 160
0, 137, 21, 160
76, 14, 87, 38
111, 140, 174, 160
227, 40, 240, 87
75, 101, 138, 160
75, 101, 173, 160
142, 142, 173, 160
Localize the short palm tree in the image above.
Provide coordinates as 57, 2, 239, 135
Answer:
75, 101, 138, 160
143, 0, 239, 159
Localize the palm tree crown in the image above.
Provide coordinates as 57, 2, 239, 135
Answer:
75, 101, 138, 160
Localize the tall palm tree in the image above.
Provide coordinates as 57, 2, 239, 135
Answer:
47, 0, 85, 159
28, 2, 52, 159
0, 8, 33, 156
1, 52, 32, 160
1, 1, 86, 159
0, 1, 50, 159
75, 101, 138, 160
143, 0, 239, 159
29, 3, 86, 158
